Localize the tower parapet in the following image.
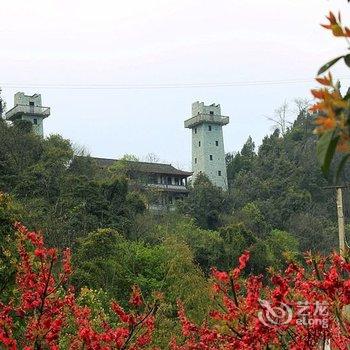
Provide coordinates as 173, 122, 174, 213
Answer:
5, 92, 50, 136
185, 102, 229, 128
185, 101, 229, 190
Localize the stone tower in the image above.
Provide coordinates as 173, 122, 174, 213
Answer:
185, 101, 229, 190
5, 92, 50, 137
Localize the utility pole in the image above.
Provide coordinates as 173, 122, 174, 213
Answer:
336, 187, 346, 256
323, 184, 348, 256
0, 88, 3, 119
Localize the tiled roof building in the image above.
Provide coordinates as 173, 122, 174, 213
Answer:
92, 157, 192, 210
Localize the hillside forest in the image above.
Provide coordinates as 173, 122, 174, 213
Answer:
0, 101, 347, 347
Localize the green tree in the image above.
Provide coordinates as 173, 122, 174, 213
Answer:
178, 173, 227, 230
265, 229, 299, 270
0, 194, 23, 301
0, 119, 42, 192
73, 228, 210, 347
226, 106, 338, 254
226, 136, 256, 186
154, 216, 224, 274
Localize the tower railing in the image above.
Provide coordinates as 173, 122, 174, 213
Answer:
147, 183, 189, 192
184, 114, 229, 128
5, 105, 51, 120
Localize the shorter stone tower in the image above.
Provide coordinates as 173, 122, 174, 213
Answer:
5, 92, 50, 137
185, 101, 229, 190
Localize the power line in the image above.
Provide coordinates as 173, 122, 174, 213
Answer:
2, 77, 350, 90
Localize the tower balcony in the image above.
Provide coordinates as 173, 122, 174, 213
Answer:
184, 114, 229, 129
146, 183, 189, 193
5, 104, 51, 121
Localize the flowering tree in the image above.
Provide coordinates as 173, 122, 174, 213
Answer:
0, 220, 158, 350
171, 251, 350, 350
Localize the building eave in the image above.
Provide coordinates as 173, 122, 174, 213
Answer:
91, 157, 192, 177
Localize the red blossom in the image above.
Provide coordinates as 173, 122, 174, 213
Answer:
0, 221, 157, 350
232, 250, 250, 278
129, 285, 143, 307
174, 251, 350, 350
211, 268, 229, 283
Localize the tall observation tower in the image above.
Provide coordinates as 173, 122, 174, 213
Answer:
5, 92, 50, 137
184, 101, 229, 190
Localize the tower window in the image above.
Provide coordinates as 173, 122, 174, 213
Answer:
215, 141, 219, 146
194, 128, 197, 134
208, 125, 212, 131
218, 170, 222, 176
195, 158, 197, 164
210, 111, 214, 115
33, 118, 38, 125
198, 141, 201, 147
29, 102, 34, 106
210, 155, 213, 160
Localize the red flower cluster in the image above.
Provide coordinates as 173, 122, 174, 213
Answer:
172, 252, 350, 350
0, 222, 158, 350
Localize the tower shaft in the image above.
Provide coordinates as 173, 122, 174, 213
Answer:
185, 102, 229, 190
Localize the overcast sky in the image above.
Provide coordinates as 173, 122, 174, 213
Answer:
1, 0, 350, 170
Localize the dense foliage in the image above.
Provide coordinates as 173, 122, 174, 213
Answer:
1, 207, 349, 349
0, 119, 146, 249
225, 109, 340, 254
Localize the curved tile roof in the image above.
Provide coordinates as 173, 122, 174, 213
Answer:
91, 157, 192, 177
